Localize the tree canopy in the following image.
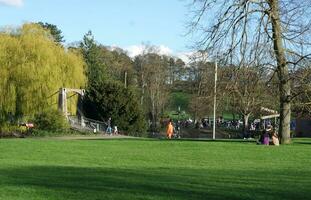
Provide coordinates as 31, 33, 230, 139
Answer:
0, 23, 86, 122
83, 81, 147, 135
188, 0, 311, 143
37, 22, 65, 44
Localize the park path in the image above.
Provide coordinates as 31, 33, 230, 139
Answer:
47, 134, 136, 140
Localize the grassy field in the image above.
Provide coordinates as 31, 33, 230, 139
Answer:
0, 137, 310, 200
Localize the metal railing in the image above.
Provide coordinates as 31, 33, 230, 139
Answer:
68, 116, 107, 133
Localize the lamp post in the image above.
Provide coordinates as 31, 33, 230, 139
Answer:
213, 60, 218, 140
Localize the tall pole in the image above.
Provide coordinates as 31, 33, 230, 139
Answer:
213, 61, 218, 140
124, 71, 128, 88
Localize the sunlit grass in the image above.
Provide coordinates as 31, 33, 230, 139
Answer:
0, 138, 310, 200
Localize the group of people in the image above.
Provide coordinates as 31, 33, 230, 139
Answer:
105, 117, 118, 135
258, 125, 279, 146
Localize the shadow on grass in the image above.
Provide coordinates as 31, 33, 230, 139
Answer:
69, 137, 311, 147
0, 166, 310, 200
293, 141, 311, 145
74, 138, 259, 146
176, 138, 257, 144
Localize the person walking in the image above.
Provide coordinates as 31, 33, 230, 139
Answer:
106, 117, 112, 135
113, 125, 118, 135
166, 119, 174, 139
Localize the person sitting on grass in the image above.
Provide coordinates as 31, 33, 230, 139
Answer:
272, 130, 280, 146
166, 119, 174, 139
263, 126, 271, 145
257, 129, 269, 145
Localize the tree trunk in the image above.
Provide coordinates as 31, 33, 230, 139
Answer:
151, 94, 156, 132
140, 74, 145, 105
269, 0, 291, 144
243, 113, 250, 138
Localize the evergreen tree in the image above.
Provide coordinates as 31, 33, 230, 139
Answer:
37, 22, 65, 44
83, 81, 147, 135
80, 31, 108, 87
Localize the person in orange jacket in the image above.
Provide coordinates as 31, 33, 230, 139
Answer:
166, 119, 174, 139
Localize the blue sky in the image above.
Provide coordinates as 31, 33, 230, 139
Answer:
0, 0, 193, 58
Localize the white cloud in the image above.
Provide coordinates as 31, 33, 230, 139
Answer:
176, 51, 194, 64
124, 45, 145, 58
0, 0, 23, 7
118, 44, 193, 63
157, 45, 173, 55
124, 44, 173, 57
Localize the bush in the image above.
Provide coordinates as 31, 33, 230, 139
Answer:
33, 109, 69, 132
0, 124, 27, 137
31, 129, 81, 137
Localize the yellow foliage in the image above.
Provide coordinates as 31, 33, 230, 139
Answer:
0, 23, 86, 119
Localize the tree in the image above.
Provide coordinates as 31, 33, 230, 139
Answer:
107, 47, 135, 87
0, 23, 85, 122
224, 66, 271, 135
189, 0, 311, 144
37, 22, 65, 44
291, 63, 311, 118
79, 32, 137, 88
80, 31, 108, 87
187, 59, 215, 121
83, 81, 147, 135
166, 57, 186, 88
134, 46, 170, 131
78, 32, 146, 134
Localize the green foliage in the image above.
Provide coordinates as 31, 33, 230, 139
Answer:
84, 81, 147, 136
80, 31, 108, 86
0, 23, 86, 122
0, 124, 27, 137
108, 49, 135, 87
134, 53, 170, 131
79, 31, 135, 88
33, 110, 68, 132
30, 129, 82, 137
36, 22, 65, 43
33, 109, 69, 132
169, 92, 192, 111
163, 110, 191, 121
80, 33, 140, 132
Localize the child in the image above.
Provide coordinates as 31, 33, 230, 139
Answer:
113, 126, 118, 135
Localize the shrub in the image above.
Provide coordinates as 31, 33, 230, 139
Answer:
33, 109, 69, 132
0, 124, 27, 137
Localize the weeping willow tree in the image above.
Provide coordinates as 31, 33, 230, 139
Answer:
0, 23, 86, 122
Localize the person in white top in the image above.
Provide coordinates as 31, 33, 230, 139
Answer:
272, 131, 280, 146
113, 126, 118, 135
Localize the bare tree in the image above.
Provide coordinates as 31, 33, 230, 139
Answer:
226, 66, 271, 135
292, 61, 311, 117
134, 46, 169, 132
188, 0, 311, 144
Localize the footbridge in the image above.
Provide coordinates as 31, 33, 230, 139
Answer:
57, 88, 107, 133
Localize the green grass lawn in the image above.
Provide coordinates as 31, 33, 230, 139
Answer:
0, 138, 310, 200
